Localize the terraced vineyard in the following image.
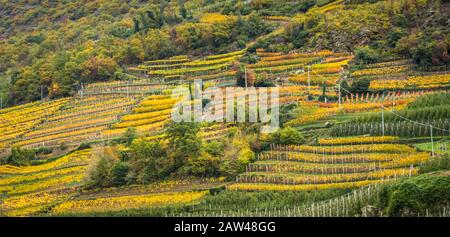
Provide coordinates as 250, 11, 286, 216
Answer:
0, 0, 449, 218
0, 99, 69, 153
128, 51, 244, 86
200, 124, 233, 142
15, 95, 137, 149
255, 49, 352, 83
46, 176, 226, 216
52, 191, 208, 215
351, 59, 450, 91
286, 95, 415, 127
0, 147, 223, 217
102, 94, 176, 138
82, 80, 175, 96
0, 149, 91, 216
230, 137, 430, 192
0, 48, 448, 217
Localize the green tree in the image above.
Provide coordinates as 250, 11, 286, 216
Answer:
128, 139, 167, 183
266, 127, 305, 145
111, 162, 130, 186
354, 46, 380, 65
178, 0, 188, 19
204, 141, 224, 157
120, 127, 138, 146
166, 122, 202, 172
185, 153, 221, 177
5, 147, 36, 166
81, 55, 119, 82
143, 29, 174, 60
88, 154, 114, 188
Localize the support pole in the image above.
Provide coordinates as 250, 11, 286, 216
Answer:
381, 105, 385, 136
244, 67, 248, 89
307, 66, 311, 93
392, 89, 395, 111
338, 84, 341, 110
80, 83, 84, 99
127, 81, 130, 98
430, 124, 435, 157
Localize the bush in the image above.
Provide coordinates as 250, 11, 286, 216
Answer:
35, 147, 53, 155
419, 155, 450, 174
219, 159, 245, 177
78, 142, 92, 150
383, 182, 424, 216
412, 34, 449, 67
166, 122, 202, 171
379, 174, 450, 217
354, 46, 380, 65
59, 142, 68, 151
254, 77, 275, 87
348, 78, 371, 94
238, 148, 255, 165
265, 127, 305, 146
87, 154, 114, 188
209, 186, 226, 195
279, 104, 298, 126
396, 31, 450, 67
387, 28, 407, 48
4, 147, 36, 166
128, 139, 168, 183
111, 162, 130, 186
204, 141, 224, 157
185, 154, 221, 177
119, 128, 138, 146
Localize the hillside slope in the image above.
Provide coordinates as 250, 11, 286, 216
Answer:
0, 0, 449, 217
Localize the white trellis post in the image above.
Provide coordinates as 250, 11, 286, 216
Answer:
430, 124, 435, 157
307, 65, 311, 93
338, 83, 342, 109
381, 104, 385, 136
80, 83, 84, 99
244, 67, 248, 89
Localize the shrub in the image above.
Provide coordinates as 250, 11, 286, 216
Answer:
209, 186, 226, 195
266, 127, 305, 146
238, 148, 255, 165
128, 139, 167, 183
396, 31, 450, 67
87, 154, 114, 188
204, 141, 224, 157
379, 174, 450, 217
419, 155, 450, 174
111, 162, 130, 186
5, 147, 37, 166
354, 46, 380, 65
59, 142, 68, 151
78, 142, 92, 150
35, 147, 53, 155
219, 159, 244, 177
166, 122, 202, 171
120, 127, 138, 146
185, 153, 221, 177
254, 77, 275, 87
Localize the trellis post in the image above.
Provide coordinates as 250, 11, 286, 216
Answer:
381, 104, 385, 136
430, 124, 435, 157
